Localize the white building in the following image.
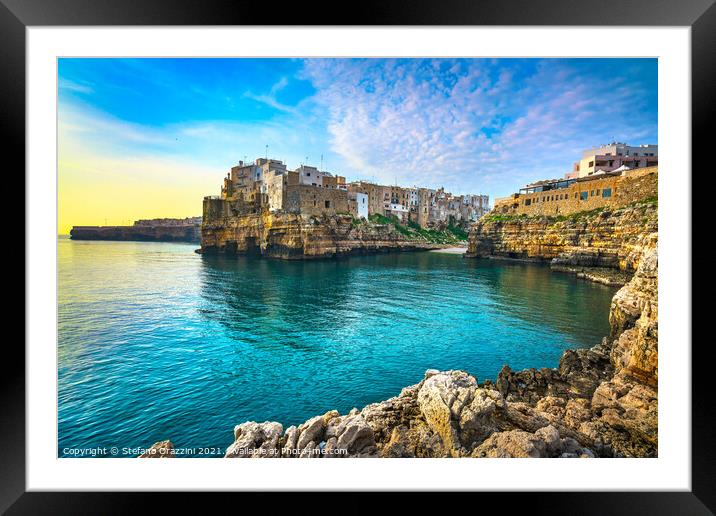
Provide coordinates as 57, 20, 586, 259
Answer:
567, 142, 658, 179
386, 203, 409, 222
353, 192, 368, 219
296, 165, 330, 187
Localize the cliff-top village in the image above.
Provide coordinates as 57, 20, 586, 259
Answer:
208, 157, 491, 228
204, 141, 657, 228
70, 141, 658, 248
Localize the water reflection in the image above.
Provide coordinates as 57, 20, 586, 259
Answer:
199, 253, 616, 361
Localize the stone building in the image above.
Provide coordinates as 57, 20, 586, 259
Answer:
415, 188, 432, 228
210, 156, 489, 228
283, 184, 349, 216
386, 202, 409, 222
265, 169, 300, 212
296, 165, 327, 187
322, 174, 347, 190
348, 181, 390, 217
205, 157, 352, 224
493, 166, 657, 217
347, 180, 488, 228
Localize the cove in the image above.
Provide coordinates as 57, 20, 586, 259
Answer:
58, 238, 617, 456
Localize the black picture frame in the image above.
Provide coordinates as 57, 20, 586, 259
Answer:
5, 0, 710, 512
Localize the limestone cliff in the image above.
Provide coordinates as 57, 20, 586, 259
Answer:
200, 212, 445, 259
465, 202, 657, 285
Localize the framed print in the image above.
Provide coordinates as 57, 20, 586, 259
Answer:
7, 0, 712, 512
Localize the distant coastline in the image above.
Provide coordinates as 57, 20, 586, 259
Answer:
70, 217, 201, 244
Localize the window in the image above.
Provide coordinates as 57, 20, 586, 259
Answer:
589, 161, 594, 167
590, 190, 594, 196
574, 193, 578, 199
525, 199, 531, 206
325, 200, 331, 209
596, 189, 600, 195
602, 188, 612, 198
580, 191, 588, 201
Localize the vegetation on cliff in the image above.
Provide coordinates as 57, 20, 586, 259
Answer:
365, 213, 468, 244
481, 198, 656, 225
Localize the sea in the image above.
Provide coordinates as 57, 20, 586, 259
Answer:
57, 237, 617, 457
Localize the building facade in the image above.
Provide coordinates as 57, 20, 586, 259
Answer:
210, 157, 490, 226
494, 166, 657, 217
348, 191, 369, 219
566, 142, 658, 179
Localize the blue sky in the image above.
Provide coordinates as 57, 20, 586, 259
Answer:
58, 58, 657, 226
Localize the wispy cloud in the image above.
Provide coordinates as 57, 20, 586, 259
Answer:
301, 58, 657, 195
242, 76, 301, 114
58, 78, 93, 94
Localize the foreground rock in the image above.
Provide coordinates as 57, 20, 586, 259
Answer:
139, 440, 175, 458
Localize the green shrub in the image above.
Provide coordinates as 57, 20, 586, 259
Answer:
367, 213, 467, 244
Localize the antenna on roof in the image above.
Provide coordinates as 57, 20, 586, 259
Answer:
320, 154, 323, 171
265, 145, 268, 160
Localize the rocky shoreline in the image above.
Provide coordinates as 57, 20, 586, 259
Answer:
142, 236, 657, 458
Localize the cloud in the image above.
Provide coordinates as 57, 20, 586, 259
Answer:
242, 76, 300, 114
300, 58, 657, 197
58, 78, 94, 94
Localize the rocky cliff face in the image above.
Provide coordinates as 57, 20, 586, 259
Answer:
465, 203, 657, 285
200, 212, 443, 259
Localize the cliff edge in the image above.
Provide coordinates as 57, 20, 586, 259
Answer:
200, 211, 457, 259
465, 201, 657, 286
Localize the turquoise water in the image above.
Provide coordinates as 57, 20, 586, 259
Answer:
58, 237, 617, 457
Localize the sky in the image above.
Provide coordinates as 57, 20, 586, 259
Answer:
58, 58, 657, 234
